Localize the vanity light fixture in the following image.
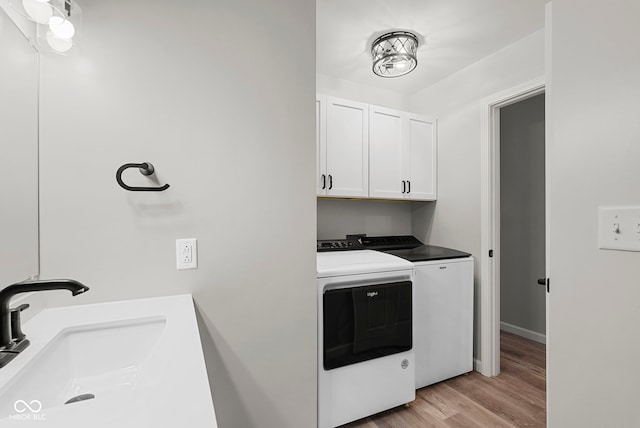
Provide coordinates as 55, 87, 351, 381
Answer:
371, 31, 418, 78
15, 0, 54, 24
8, 0, 82, 55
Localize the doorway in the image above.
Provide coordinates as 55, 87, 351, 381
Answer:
479, 77, 545, 377
499, 94, 546, 344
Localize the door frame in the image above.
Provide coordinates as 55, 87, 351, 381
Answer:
479, 76, 545, 377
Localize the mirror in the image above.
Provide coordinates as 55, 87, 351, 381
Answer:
0, 8, 39, 285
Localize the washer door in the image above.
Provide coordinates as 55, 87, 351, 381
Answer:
323, 281, 412, 370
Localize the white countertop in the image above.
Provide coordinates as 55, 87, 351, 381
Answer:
0, 294, 217, 427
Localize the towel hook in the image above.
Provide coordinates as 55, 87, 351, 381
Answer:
116, 162, 170, 192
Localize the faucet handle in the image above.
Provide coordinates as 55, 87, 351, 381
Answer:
10, 304, 30, 342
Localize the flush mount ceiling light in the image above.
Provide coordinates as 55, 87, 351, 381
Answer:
371, 31, 418, 78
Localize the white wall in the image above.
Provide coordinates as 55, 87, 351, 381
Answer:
410, 29, 545, 359
316, 73, 414, 240
548, 1, 640, 426
500, 94, 546, 336
317, 199, 413, 240
0, 7, 38, 286
317, 73, 411, 111
37, 1, 316, 427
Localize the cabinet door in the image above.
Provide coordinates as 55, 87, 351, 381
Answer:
369, 106, 405, 199
325, 97, 369, 198
316, 95, 327, 196
407, 115, 437, 200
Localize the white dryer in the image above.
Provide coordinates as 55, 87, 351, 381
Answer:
361, 235, 474, 389
317, 241, 415, 428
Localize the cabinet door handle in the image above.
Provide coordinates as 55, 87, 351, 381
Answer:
321, 174, 326, 190
402, 180, 406, 193
407, 180, 411, 194
328, 175, 333, 190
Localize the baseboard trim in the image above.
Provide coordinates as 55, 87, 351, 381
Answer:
473, 358, 482, 373
500, 321, 546, 344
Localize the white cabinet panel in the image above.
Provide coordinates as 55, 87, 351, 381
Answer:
369, 106, 404, 199
325, 97, 369, 198
316, 95, 327, 196
407, 115, 437, 200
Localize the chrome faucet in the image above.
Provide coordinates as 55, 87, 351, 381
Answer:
0, 279, 89, 362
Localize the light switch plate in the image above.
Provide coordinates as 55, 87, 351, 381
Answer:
598, 206, 640, 252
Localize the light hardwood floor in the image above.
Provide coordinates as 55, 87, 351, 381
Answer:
342, 331, 546, 427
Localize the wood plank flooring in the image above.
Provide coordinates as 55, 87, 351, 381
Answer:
342, 331, 546, 428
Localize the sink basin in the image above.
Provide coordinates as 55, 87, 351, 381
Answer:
0, 294, 217, 427
0, 316, 166, 417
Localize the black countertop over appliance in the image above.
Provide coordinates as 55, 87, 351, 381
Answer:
356, 235, 471, 262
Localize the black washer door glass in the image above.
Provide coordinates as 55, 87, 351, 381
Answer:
323, 281, 412, 370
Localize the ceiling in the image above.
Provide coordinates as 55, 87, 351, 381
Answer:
317, 0, 547, 95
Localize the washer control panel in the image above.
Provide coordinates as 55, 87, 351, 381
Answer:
317, 239, 364, 252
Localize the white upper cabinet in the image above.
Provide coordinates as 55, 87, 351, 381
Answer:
317, 95, 436, 201
369, 106, 437, 201
318, 96, 369, 198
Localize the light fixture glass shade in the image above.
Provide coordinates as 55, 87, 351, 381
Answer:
371, 31, 418, 78
9, 0, 82, 56
9, 0, 54, 24
49, 15, 75, 39
35, 0, 82, 56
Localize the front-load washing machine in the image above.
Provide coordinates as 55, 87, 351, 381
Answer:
317, 240, 415, 428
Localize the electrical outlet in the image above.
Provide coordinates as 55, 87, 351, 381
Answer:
176, 238, 198, 270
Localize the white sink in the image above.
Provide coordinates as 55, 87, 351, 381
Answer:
0, 316, 166, 417
0, 294, 217, 427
